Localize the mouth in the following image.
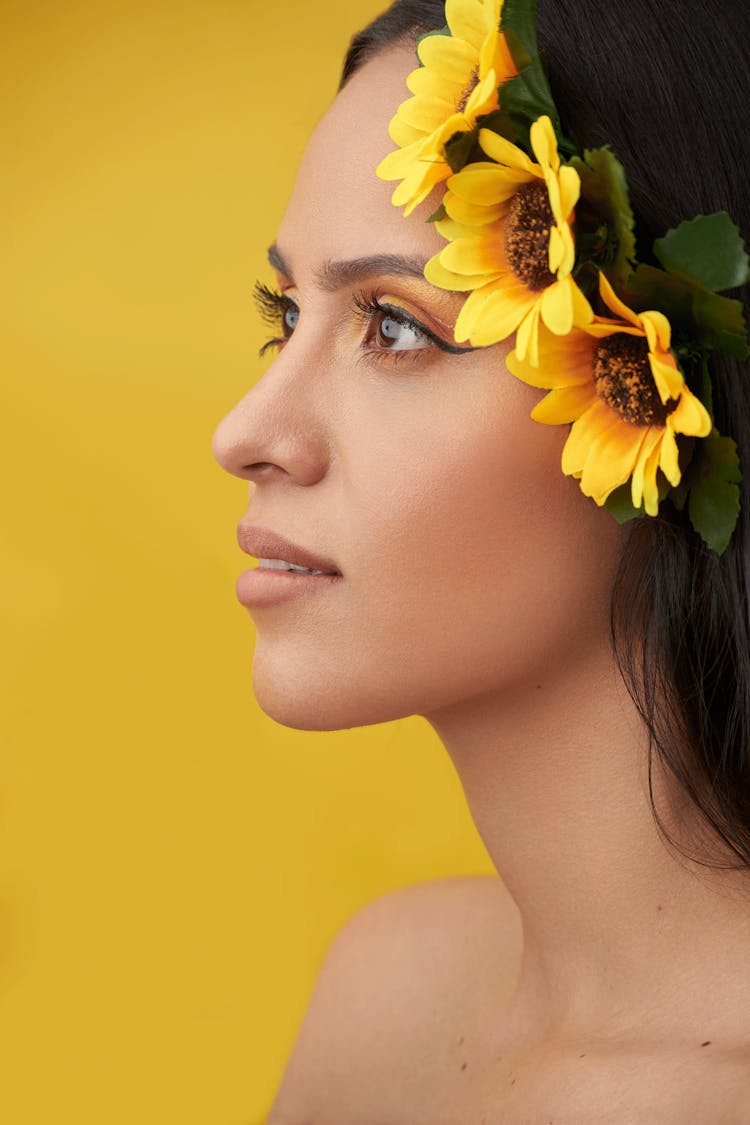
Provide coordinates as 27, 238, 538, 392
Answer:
236, 523, 342, 576
256, 558, 334, 576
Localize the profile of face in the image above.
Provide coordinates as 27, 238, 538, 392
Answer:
211, 46, 623, 732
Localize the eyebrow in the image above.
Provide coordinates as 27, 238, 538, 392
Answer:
267, 243, 431, 291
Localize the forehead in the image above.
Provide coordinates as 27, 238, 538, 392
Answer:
275, 46, 447, 272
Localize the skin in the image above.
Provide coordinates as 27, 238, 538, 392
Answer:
212, 45, 750, 1119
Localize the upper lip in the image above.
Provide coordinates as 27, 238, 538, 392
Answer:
236, 523, 342, 575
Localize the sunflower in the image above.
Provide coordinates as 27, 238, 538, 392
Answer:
505, 272, 713, 515
424, 115, 593, 365
376, 0, 517, 216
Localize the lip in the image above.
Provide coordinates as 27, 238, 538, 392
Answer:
236, 524, 341, 575
235, 523, 343, 609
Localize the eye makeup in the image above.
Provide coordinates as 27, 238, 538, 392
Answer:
351, 290, 475, 356
252, 279, 477, 360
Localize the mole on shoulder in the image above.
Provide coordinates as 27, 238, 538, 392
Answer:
701, 1040, 712, 1047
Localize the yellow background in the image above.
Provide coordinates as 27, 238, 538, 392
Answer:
1, 2, 494, 1121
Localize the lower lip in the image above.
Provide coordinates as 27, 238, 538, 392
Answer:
235, 567, 343, 608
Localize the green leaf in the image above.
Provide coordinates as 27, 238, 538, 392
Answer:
499, 0, 574, 156
654, 213, 750, 293
426, 202, 447, 224
476, 107, 515, 143
444, 127, 478, 173
499, 0, 538, 62
415, 25, 450, 64
497, 69, 561, 152
687, 430, 742, 554
570, 147, 637, 290
669, 476, 689, 513
692, 288, 750, 360
604, 484, 644, 523
698, 356, 714, 420
626, 264, 750, 360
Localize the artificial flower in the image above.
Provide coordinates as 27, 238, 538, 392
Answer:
506, 272, 713, 514
376, 0, 516, 216
424, 115, 593, 365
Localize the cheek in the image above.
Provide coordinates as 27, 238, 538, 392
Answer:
341, 367, 622, 706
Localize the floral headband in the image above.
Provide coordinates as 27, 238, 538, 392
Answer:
376, 0, 750, 554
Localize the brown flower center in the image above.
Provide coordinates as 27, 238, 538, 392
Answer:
593, 334, 676, 426
504, 181, 556, 291
456, 67, 479, 113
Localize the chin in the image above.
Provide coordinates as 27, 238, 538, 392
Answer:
250, 652, 416, 732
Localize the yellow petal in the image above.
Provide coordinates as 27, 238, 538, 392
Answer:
669, 386, 712, 438
548, 224, 565, 274
376, 138, 426, 181
435, 214, 473, 241
492, 30, 518, 81
598, 272, 641, 327
445, 0, 490, 51
478, 128, 541, 177
584, 320, 641, 339
580, 421, 647, 504
544, 171, 564, 232
516, 301, 542, 365
641, 438, 663, 515
506, 327, 595, 388
448, 162, 527, 206
557, 164, 581, 221
540, 277, 574, 335
561, 399, 619, 476
531, 383, 597, 424
441, 234, 505, 276
464, 68, 500, 118
459, 283, 533, 345
658, 424, 680, 487
388, 114, 426, 148
530, 116, 559, 174
630, 427, 663, 510
557, 222, 576, 277
571, 280, 595, 327
417, 31, 479, 83
445, 190, 509, 226
453, 285, 500, 341
406, 66, 460, 102
424, 251, 488, 292
393, 165, 449, 216
641, 310, 672, 353
649, 353, 684, 404
399, 92, 458, 133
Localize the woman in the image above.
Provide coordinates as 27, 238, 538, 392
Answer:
212, 0, 750, 1118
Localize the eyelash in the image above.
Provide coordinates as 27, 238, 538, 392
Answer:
252, 281, 472, 363
253, 282, 298, 357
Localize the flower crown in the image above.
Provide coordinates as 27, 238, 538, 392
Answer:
376, 0, 750, 554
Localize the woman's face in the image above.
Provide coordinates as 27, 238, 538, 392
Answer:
212, 46, 622, 731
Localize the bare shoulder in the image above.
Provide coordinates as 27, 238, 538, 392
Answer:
267, 875, 522, 1124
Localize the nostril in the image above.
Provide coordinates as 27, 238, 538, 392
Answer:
243, 460, 297, 485
245, 461, 278, 475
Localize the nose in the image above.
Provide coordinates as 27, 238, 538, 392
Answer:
211, 351, 330, 487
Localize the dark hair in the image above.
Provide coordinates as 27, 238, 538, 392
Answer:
341, 0, 750, 870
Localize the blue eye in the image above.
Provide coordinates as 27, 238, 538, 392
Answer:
353, 290, 476, 358
253, 281, 300, 356
377, 314, 429, 351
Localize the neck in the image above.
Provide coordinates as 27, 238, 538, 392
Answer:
426, 634, 750, 1046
